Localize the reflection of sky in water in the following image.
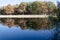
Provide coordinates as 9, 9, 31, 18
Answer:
0, 24, 55, 40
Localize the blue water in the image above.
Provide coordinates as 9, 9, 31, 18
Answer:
0, 24, 56, 40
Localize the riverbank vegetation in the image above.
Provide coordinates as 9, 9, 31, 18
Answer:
0, 1, 60, 30
0, 1, 57, 15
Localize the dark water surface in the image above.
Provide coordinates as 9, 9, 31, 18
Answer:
0, 18, 60, 40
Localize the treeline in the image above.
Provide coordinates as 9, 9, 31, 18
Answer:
0, 1, 58, 15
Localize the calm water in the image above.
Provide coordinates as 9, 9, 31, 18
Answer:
0, 18, 60, 40
0, 24, 55, 40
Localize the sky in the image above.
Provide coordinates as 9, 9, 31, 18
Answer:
0, 0, 60, 7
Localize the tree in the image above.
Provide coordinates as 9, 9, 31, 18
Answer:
5, 4, 14, 15
46, 1, 56, 15
17, 2, 27, 15
39, 2, 48, 15
27, 1, 48, 15
57, 2, 60, 15
57, 2, 60, 21
26, 2, 32, 14
27, 1, 41, 14
1, 7, 5, 15
13, 4, 19, 8
5, 18, 14, 28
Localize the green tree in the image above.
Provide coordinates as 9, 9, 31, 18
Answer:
46, 1, 56, 15
27, 1, 41, 14
57, 2, 60, 21
1, 9, 5, 15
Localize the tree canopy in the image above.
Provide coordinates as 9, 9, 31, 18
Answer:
0, 1, 57, 15
5, 4, 14, 15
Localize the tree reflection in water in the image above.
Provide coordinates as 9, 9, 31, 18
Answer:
0, 17, 60, 40
0, 18, 57, 30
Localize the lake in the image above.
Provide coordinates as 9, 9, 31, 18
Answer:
0, 18, 60, 40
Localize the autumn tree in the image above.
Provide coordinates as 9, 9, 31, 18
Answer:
16, 2, 27, 15
0, 1, 56, 15
5, 4, 14, 15
39, 2, 48, 15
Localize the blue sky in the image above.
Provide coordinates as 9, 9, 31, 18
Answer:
0, 0, 60, 7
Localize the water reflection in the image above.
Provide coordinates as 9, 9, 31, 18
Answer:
0, 18, 56, 30
0, 17, 60, 40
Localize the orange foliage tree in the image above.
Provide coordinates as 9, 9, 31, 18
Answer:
5, 4, 14, 15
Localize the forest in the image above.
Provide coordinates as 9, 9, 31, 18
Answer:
0, 1, 59, 15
